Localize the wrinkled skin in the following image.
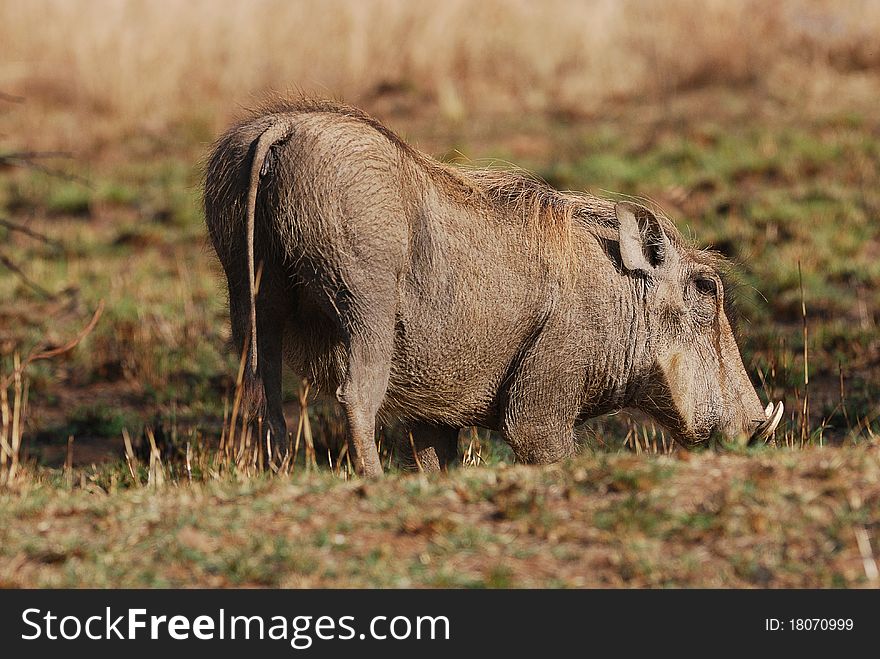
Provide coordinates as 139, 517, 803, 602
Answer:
204, 99, 782, 478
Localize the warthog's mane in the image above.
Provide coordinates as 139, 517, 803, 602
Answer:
243, 97, 740, 323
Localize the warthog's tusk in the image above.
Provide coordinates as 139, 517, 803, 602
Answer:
751, 401, 785, 444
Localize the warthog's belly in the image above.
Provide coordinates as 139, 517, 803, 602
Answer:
379, 299, 535, 429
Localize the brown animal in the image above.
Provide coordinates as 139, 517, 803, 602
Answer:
204, 99, 783, 478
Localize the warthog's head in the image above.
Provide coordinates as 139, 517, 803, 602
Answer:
615, 202, 783, 446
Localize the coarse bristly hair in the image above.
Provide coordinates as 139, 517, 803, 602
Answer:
210, 96, 740, 321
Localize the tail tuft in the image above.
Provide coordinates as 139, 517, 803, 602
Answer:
239, 369, 267, 422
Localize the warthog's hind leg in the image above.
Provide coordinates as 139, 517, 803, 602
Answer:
335, 295, 396, 478
254, 272, 291, 464
405, 424, 459, 472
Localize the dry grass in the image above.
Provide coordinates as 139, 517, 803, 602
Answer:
2, 446, 879, 587
3, 0, 880, 150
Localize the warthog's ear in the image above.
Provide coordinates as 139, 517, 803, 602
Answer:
615, 201, 667, 274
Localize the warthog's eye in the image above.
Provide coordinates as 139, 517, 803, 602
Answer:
694, 276, 717, 296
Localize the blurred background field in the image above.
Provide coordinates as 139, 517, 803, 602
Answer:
4, 0, 880, 145
1, 0, 880, 586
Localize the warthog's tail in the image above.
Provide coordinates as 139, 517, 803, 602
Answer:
244, 117, 296, 377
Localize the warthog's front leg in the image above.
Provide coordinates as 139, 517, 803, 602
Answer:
500, 315, 580, 465
502, 419, 576, 465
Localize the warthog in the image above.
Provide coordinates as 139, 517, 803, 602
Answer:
204, 99, 783, 477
